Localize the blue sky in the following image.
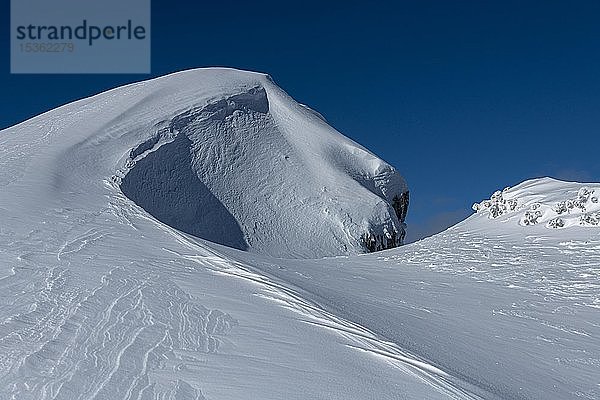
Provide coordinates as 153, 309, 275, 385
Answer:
2, 1, 600, 241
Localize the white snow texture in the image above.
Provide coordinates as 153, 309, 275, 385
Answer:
0, 68, 598, 400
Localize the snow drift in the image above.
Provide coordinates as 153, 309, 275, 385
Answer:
93, 70, 411, 258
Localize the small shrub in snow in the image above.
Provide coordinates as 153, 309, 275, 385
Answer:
579, 187, 592, 198
565, 199, 574, 210
553, 201, 568, 215
547, 217, 565, 229
522, 209, 542, 225
472, 187, 518, 219
580, 212, 600, 226
574, 187, 592, 210
489, 204, 503, 219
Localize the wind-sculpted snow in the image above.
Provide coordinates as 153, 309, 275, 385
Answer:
0, 219, 235, 400
0, 69, 598, 399
0, 179, 469, 399
8, 267, 231, 399
110, 81, 408, 258
121, 133, 248, 251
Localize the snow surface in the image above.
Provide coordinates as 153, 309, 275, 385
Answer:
0, 68, 598, 399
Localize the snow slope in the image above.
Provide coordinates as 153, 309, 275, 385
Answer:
228, 177, 600, 400
0, 69, 598, 399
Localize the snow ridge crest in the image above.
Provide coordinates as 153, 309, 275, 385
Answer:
111, 78, 408, 258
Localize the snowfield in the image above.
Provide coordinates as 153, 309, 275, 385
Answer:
0, 68, 598, 400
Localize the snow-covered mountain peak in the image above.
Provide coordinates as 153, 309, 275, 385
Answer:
471, 177, 600, 231
1, 68, 408, 258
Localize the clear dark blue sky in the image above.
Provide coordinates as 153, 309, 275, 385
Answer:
2, 1, 600, 241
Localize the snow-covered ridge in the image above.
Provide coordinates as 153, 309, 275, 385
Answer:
1, 68, 408, 258
472, 177, 600, 229
113, 75, 409, 258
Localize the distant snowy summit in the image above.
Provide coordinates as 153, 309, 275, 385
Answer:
2, 68, 408, 258
472, 177, 600, 230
